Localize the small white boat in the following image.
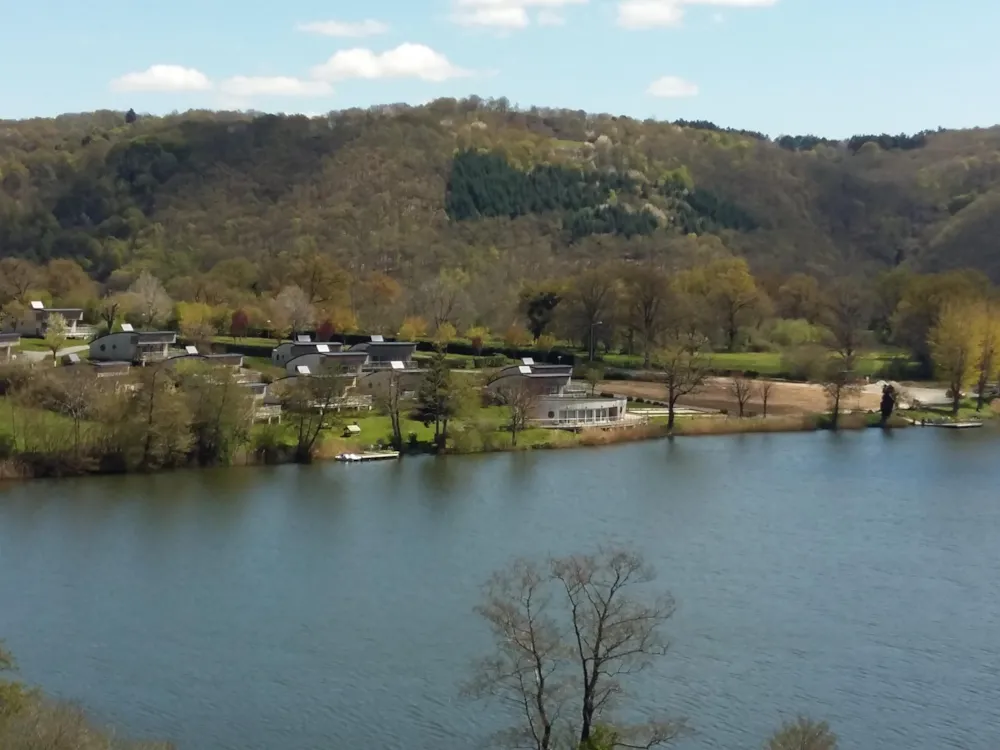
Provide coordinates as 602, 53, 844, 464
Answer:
335, 451, 401, 462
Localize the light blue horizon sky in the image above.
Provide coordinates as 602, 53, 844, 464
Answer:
3, 0, 997, 138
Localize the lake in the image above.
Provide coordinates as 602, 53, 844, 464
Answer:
1, 430, 999, 749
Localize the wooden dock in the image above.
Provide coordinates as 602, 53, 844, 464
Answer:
335, 451, 401, 463
924, 421, 984, 429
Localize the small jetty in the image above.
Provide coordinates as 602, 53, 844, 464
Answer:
335, 451, 401, 463
924, 421, 984, 429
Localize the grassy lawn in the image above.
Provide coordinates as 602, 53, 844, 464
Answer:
14, 338, 52, 352
0, 396, 77, 448
903, 398, 998, 423
212, 335, 280, 347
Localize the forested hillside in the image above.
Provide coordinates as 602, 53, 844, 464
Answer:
3, 97, 1000, 332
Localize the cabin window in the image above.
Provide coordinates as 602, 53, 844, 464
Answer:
547, 411, 555, 419
100, 344, 106, 351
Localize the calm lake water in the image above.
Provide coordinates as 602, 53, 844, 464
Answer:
2, 430, 1000, 749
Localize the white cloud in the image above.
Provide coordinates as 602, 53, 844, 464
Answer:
617, 0, 775, 28
451, 0, 585, 29
454, 6, 529, 28
537, 10, 566, 24
647, 75, 699, 97
617, 0, 683, 28
311, 43, 472, 82
684, 0, 776, 5
110, 65, 212, 92
219, 76, 332, 97
296, 19, 388, 37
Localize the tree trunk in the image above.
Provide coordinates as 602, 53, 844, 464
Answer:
952, 385, 961, 416
976, 373, 987, 412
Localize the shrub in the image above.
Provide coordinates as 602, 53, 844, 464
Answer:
767, 318, 828, 348
780, 344, 827, 381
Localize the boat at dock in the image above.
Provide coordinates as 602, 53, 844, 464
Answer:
335, 451, 401, 463
924, 421, 984, 429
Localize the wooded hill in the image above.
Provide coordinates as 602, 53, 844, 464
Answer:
3, 98, 1000, 305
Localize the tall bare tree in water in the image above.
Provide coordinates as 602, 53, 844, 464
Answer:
467, 546, 682, 750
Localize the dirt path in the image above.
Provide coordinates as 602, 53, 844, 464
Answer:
602, 377, 882, 416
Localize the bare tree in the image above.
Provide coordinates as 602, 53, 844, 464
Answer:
98, 293, 129, 333
655, 332, 710, 431
729, 373, 753, 418
821, 359, 860, 430
497, 381, 539, 446
821, 279, 872, 371
127, 271, 173, 328
566, 268, 619, 361
377, 369, 405, 450
756, 379, 775, 418
766, 717, 837, 750
0, 258, 40, 304
275, 285, 315, 339
469, 547, 682, 750
624, 265, 673, 367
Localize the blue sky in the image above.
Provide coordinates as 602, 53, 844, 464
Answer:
3, 0, 999, 137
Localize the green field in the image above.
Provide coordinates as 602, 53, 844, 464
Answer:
0, 396, 77, 448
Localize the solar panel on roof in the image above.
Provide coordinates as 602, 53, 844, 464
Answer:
518, 365, 532, 375
30, 301, 44, 310
120, 323, 134, 332
185, 345, 199, 355
370, 334, 384, 343
316, 344, 330, 353
296, 335, 312, 343
521, 357, 535, 365
296, 365, 311, 375
390, 360, 405, 370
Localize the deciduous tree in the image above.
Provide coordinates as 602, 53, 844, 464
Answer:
929, 300, 978, 416
0, 259, 40, 305
655, 332, 710, 430
730, 373, 753, 418
43, 314, 68, 366
624, 264, 673, 367
468, 547, 681, 750
280, 369, 347, 463
274, 285, 314, 339
128, 270, 173, 328
756, 379, 774, 418
497, 380, 538, 446
176, 361, 253, 466
413, 349, 460, 449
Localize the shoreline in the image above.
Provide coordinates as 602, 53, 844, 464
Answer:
0, 411, 938, 485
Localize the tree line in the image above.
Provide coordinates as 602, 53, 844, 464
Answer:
4, 254, 999, 393
4, 102, 998, 308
